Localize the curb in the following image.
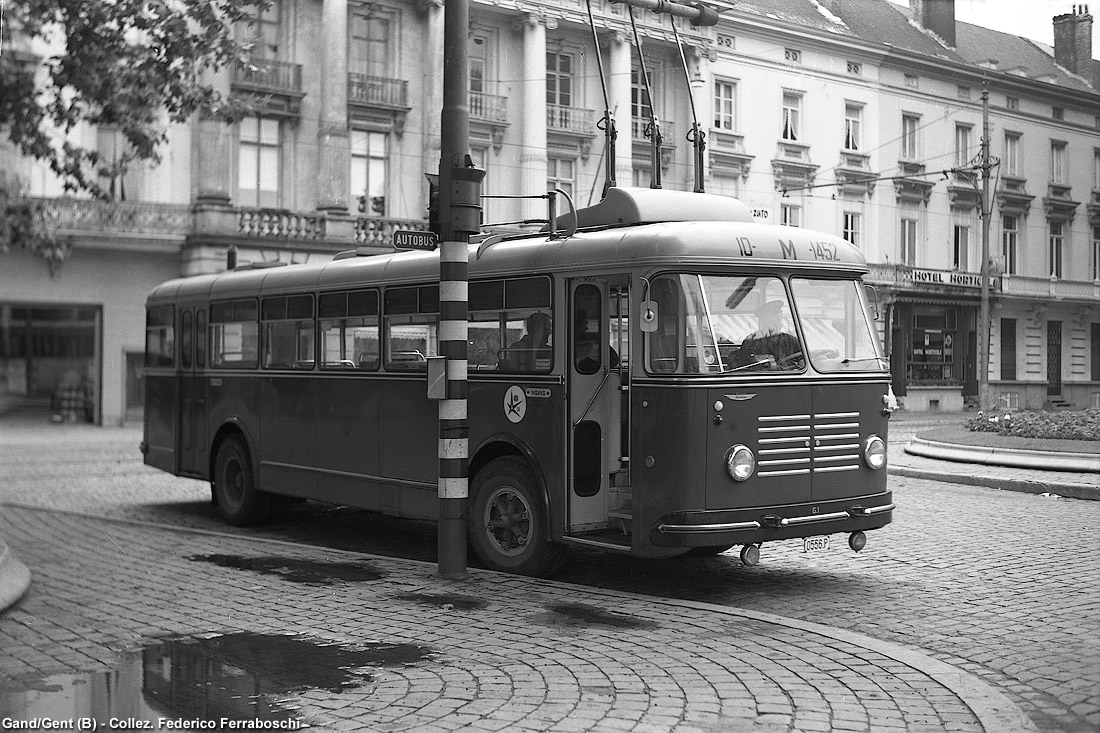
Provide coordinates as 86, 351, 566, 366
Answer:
0, 539, 32, 613
2, 503, 1040, 733
907, 437, 1100, 473
888, 465, 1099, 501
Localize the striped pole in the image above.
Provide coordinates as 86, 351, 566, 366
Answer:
437, 0, 483, 579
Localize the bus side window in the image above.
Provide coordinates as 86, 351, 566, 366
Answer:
319, 290, 379, 370
262, 294, 315, 370
210, 299, 258, 369
145, 306, 175, 368
384, 285, 438, 371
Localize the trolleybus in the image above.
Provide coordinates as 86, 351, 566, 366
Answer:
142, 187, 895, 576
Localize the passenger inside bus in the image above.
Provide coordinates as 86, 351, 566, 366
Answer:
503, 311, 552, 371
739, 299, 803, 369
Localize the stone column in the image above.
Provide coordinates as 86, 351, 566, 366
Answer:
521, 14, 551, 221
194, 67, 233, 205
317, 0, 350, 212
608, 32, 633, 188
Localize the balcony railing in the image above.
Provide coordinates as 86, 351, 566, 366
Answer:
231, 58, 303, 94
631, 116, 677, 145
347, 73, 408, 109
1000, 274, 1100, 300
238, 208, 325, 240
28, 197, 193, 238
354, 217, 430, 247
547, 105, 596, 136
470, 91, 509, 124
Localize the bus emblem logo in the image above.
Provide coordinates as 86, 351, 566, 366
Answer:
725, 393, 756, 401
504, 385, 527, 423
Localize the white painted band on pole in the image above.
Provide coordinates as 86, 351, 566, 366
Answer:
446, 359, 468, 378
440, 280, 468, 300
440, 320, 467, 342
439, 477, 469, 499
439, 241, 468, 262
440, 400, 467, 420
439, 438, 469, 458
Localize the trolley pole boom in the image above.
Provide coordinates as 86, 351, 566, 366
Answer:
607, 0, 719, 25
437, 0, 484, 580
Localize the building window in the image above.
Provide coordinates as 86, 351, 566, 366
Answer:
953, 225, 970, 271
1052, 106, 1064, 120
238, 0, 280, 58
1000, 318, 1017, 381
548, 157, 575, 199
351, 130, 387, 216
784, 48, 802, 63
1002, 215, 1019, 275
782, 92, 801, 142
1094, 225, 1100, 281
955, 124, 972, 167
1049, 221, 1064, 278
1004, 133, 1022, 177
469, 35, 487, 95
847, 61, 862, 75
901, 217, 918, 265
781, 204, 800, 227
546, 51, 573, 108
238, 116, 279, 209
349, 8, 391, 76
1050, 141, 1067, 183
844, 104, 862, 151
904, 74, 919, 88
843, 212, 861, 248
1093, 149, 1100, 189
901, 114, 919, 160
631, 66, 654, 128
714, 80, 737, 131
1006, 96, 1019, 111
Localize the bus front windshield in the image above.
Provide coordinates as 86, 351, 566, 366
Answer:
644, 274, 884, 375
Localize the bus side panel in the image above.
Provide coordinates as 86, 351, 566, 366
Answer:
706, 385, 814, 510
379, 377, 437, 518
259, 375, 316, 496
811, 382, 890, 502
632, 385, 709, 526
144, 372, 178, 474
313, 375, 384, 508
468, 379, 567, 534
207, 374, 260, 470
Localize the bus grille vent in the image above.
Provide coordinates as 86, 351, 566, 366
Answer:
756, 411, 862, 477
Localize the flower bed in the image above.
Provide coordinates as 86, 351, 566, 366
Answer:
967, 408, 1100, 441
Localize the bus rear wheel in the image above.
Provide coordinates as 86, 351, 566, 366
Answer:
213, 436, 271, 526
469, 457, 564, 577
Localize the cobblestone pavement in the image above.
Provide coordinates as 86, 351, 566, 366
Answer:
2, 414, 1099, 731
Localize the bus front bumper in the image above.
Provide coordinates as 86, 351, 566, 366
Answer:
651, 492, 894, 547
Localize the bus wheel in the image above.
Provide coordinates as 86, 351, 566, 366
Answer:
469, 457, 564, 577
213, 436, 270, 526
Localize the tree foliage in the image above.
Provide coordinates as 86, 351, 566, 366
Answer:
0, 0, 266, 196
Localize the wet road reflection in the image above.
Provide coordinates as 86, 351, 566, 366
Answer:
1, 632, 436, 725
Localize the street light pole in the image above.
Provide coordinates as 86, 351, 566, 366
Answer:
437, 0, 484, 580
978, 81, 992, 411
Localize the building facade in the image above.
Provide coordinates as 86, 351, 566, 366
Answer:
2, 0, 1098, 423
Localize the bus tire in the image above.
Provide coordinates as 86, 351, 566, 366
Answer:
469, 457, 564, 577
213, 436, 270, 527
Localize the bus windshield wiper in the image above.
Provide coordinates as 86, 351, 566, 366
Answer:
840, 356, 888, 368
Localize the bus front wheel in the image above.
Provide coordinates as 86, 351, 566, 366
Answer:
213, 436, 271, 526
469, 457, 564, 577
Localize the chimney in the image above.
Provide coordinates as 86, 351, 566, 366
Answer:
910, 0, 957, 48
1053, 5, 1094, 77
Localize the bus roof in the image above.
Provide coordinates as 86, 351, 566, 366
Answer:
146, 190, 868, 304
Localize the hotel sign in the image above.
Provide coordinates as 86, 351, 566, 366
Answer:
906, 268, 1000, 290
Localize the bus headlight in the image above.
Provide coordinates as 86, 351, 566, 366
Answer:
863, 435, 886, 470
725, 444, 755, 481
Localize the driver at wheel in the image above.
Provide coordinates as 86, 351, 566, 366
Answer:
740, 299, 803, 369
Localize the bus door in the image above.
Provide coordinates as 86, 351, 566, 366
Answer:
178, 307, 207, 476
567, 279, 624, 531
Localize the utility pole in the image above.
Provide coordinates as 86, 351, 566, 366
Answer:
437, 0, 484, 580
978, 81, 992, 411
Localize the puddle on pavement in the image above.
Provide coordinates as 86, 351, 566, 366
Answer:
396, 591, 487, 611
537, 602, 659, 630
187, 554, 387, 584
0, 631, 435, 724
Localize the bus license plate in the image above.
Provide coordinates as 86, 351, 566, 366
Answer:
803, 536, 830, 553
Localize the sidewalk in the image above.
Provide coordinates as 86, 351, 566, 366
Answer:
0, 504, 1035, 732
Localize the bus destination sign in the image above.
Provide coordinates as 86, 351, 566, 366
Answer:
393, 230, 439, 251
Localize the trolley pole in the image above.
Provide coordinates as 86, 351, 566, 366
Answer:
437, 0, 484, 580
978, 82, 992, 411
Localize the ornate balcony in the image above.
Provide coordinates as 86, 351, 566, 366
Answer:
547, 105, 597, 137
230, 57, 305, 117
470, 91, 509, 152
709, 131, 753, 181
28, 197, 192, 247
347, 73, 410, 133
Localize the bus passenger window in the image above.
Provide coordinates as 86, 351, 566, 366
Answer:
319, 290, 379, 370
145, 307, 175, 368
384, 285, 438, 370
574, 284, 602, 375
501, 311, 552, 372
261, 294, 315, 369
210, 299, 258, 368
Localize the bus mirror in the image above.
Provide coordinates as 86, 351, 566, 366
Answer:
640, 300, 659, 333
864, 284, 882, 321
426, 356, 447, 400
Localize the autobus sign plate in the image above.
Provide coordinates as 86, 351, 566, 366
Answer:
803, 536, 830, 552
393, 230, 439, 251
